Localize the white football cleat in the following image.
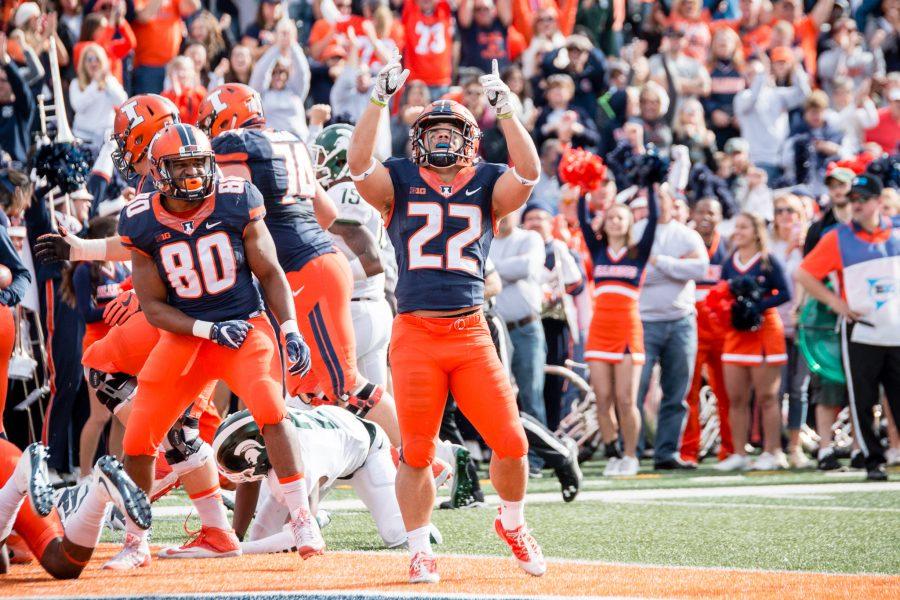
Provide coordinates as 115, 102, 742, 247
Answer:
103, 532, 151, 570
408, 551, 440, 584
602, 457, 622, 477
494, 515, 546, 576
289, 508, 325, 559
752, 451, 788, 471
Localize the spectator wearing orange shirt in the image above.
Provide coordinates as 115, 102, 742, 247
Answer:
73, 9, 136, 85
511, 0, 578, 44
667, 0, 712, 63
130, 0, 200, 94
161, 55, 206, 124
771, 0, 835, 79
308, 0, 363, 61
710, 0, 771, 61
402, 0, 454, 95
865, 84, 900, 154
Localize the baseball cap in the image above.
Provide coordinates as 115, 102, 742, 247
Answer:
849, 174, 884, 199
770, 46, 794, 63
724, 137, 749, 154
13, 2, 40, 29
522, 202, 553, 220
825, 167, 855, 185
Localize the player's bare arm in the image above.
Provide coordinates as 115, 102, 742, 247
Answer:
313, 182, 338, 230
348, 50, 409, 218
130, 250, 199, 336
244, 219, 297, 326
330, 221, 384, 278
232, 480, 262, 541
480, 59, 540, 219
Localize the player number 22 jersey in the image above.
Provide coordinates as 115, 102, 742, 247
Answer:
383, 158, 506, 313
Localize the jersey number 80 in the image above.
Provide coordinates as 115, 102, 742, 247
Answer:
160, 232, 237, 299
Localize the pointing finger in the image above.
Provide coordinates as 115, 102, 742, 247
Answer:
491, 59, 499, 77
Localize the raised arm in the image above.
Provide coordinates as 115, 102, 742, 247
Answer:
635, 185, 658, 262
481, 60, 540, 219
348, 51, 408, 217
576, 192, 603, 257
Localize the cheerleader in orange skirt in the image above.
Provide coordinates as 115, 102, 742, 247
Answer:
715, 212, 792, 472
578, 185, 657, 476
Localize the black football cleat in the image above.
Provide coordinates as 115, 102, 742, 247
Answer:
95, 456, 152, 530
15, 443, 55, 517
555, 436, 582, 503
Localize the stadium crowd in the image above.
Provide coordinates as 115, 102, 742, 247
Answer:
0, 0, 896, 523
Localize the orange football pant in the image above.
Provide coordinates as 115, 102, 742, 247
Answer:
0, 306, 14, 436
681, 339, 733, 463
82, 312, 220, 443
0, 439, 63, 558
389, 311, 527, 467
285, 252, 358, 400
122, 315, 284, 457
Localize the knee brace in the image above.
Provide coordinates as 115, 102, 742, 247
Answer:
163, 410, 211, 475
87, 369, 135, 415
343, 382, 383, 418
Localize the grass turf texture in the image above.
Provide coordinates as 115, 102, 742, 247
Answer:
125, 461, 900, 575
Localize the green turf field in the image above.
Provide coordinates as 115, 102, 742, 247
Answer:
123, 461, 900, 576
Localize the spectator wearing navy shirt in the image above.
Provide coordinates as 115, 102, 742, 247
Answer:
0, 34, 36, 166
0, 169, 33, 438
457, 0, 513, 74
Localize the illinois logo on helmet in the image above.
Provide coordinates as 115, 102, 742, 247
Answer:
198, 83, 265, 138
410, 100, 482, 169
111, 94, 180, 178
148, 123, 216, 202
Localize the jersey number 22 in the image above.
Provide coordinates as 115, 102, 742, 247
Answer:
407, 202, 481, 274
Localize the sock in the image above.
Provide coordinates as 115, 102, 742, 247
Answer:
0, 477, 25, 541
125, 512, 149, 545
189, 486, 230, 531
278, 473, 311, 520
64, 481, 108, 548
818, 447, 833, 460
406, 525, 432, 556
499, 499, 525, 530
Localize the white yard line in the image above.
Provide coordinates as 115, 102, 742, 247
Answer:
151, 481, 900, 518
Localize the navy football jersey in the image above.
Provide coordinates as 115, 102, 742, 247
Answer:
212, 128, 334, 273
383, 158, 507, 313
117, 177, 266, 322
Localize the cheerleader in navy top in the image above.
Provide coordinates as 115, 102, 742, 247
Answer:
719, 217, 792, 368
716, 212, 792, 472
579, 189, 657, 365
578, 187, 657, 477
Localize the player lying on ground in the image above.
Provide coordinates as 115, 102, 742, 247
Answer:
214, 405, 442, 552
0, 442, 150, 579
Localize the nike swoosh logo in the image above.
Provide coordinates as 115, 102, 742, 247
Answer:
205, 221, 222, 229
292, 286, 304, 297
465, 187, 482, 196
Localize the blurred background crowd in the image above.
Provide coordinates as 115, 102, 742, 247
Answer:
0, 0, 896, 486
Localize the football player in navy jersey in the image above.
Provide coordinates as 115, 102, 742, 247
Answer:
116, 123, 322, 565
348, 54, 545, 584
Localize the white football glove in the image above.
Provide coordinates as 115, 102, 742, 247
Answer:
479, 59, 513, 118
371, 50, 410, 107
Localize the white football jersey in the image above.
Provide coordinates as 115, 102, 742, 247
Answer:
328, 181, 387, 301
289, 405, 371, 491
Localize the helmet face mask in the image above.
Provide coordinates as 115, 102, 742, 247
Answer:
213, 410, 273, 485
411, 101, 481, 168
312, 123, 354, 189
148, 124, 217, 203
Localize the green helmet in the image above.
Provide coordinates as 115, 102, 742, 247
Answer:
312, 123, 354, 189
213, 409, 305, 483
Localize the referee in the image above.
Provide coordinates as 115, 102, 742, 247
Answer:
795, 175, 899, 481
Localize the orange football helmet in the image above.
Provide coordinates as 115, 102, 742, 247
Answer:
198, 83, 265, 138
111, 94, 180, 178
148, 123, 216, 202
410, 100, 481, 168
